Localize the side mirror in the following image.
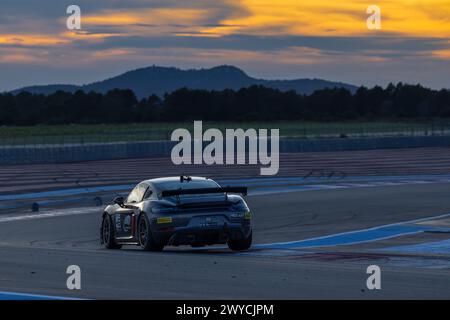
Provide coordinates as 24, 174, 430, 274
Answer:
113, 196, 125, 206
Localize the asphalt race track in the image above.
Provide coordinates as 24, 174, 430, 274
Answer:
0, 148, 450, 299
1, 184, 450, 299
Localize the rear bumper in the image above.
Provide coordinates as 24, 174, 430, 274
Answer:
153, 223, 251, 246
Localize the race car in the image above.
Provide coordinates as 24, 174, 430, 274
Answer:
100, 176, 252, 251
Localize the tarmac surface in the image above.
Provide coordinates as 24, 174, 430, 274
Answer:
0, 147, 449, 299
0, 183, 449, 299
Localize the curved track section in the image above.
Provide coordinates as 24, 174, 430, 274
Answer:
0, 183, 450, 299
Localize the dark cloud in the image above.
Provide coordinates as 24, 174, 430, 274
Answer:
62, 33, 449, 58
0, 0, 249, 30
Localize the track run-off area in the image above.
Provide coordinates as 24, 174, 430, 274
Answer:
0, 147, 450, 299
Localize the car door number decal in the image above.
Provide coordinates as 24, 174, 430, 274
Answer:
115, 214, 132, 232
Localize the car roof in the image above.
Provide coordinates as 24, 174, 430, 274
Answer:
143, 176, 209, 184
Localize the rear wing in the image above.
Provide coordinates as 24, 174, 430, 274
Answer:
161, 187, 248, 197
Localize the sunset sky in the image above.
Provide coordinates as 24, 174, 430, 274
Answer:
0, 0, 449, 91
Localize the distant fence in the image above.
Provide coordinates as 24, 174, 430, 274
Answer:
2, 121, 450, 147
1, 136, 450, 165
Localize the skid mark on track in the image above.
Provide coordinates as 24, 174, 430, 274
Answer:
254, 225, 450, 250
1, 201, 450, 271
2, 174, 450, 202
252, 213, 450, 250
0, 184, 134, 201
189, 213, 450, 258
0, 207, 98, 223
1, 208, 450, 253
377, 239, 450, 255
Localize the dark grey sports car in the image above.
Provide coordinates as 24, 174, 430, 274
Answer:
100, 176, 252, 251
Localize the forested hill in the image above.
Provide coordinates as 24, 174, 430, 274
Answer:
12, 65, 357, 98
1, 83, 449, 125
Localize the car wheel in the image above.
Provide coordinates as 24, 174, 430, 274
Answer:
101, 214, 122, 249
138, 214, 164, 252
227, 230, 252, 251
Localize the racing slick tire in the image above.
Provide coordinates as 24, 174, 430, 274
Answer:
101, 214, 122, 249
138, 214, 165, 252
227, 230, 252, 251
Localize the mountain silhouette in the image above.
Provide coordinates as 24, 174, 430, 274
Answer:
13, 65, 357, 98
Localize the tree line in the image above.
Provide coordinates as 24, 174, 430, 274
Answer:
1, 83, 450, 125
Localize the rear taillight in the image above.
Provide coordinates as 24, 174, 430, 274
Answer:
230, 200, 249, 212
230, 211, 252, 220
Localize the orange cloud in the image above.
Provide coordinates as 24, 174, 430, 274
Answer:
61, 30, 123, 41
0, 53, 38, 63
82, 14, 141, 26
432, 49, 450, 59
7, 1, 447, 47
82, 8, 210, 29
201, 0, 450, 38
0, 34, 69, 46
1, 0, 449, 66
0, 31, 121, 49
0, 47, 49, 63
89, 48, 135, 59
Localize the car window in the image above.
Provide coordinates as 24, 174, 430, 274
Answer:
127, 183, 148, 203
157, 180, 223, 200
143, 188, 153, 200
139, 183, 149, 200
156, 180, 219, 190
127, 186, 140, 203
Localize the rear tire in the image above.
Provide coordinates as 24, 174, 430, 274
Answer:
138, 214, 164, 252
227, 230, 252, 251
101, 214, 122, 249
